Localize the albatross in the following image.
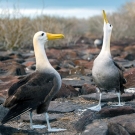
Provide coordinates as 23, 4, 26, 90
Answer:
2, 31, 66, 132
88, 10, 126, 111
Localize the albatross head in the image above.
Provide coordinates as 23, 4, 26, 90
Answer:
33, 31, 64, 45
103, 10, 113, 35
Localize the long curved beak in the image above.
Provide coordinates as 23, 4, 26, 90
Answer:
102, 10, 108, 24
46, 33, 64, 40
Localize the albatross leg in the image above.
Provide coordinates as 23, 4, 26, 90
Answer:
29, 111, 46, 129
87, 93, 102, 111
45, 113, 66, 132
112, 92, 124, 106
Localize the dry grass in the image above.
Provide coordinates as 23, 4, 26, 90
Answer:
0, 1, 134, 50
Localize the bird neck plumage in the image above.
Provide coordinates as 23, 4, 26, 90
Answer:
34, 40, 52, 71
100, 30, 111, 56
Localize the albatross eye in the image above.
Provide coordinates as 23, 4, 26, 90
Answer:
41, 33, 44, 36
110, 24, 111, 27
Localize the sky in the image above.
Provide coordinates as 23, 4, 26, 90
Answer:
0, 0, 131, 18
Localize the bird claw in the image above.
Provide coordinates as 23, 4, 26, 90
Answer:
48, 128, 66, 132
87, 104, 101, 111
31, 125, 46, 129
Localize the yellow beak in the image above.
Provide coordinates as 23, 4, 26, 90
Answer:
46, 33, 64, 40
102, 10, 108, 23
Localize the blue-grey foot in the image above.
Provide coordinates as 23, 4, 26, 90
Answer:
29, 111, 46, 129
77, 109, 87, 115
112, 92, 124, 106
31, 125, 46, 129
87, 93, 102, 111
45, 113, 66, 132
87, 103, 101, 111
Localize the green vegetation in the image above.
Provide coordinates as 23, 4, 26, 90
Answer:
0, 1, 134, 50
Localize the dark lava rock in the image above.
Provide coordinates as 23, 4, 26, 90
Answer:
58, 68, 69, 78
124, 53, 135, 61
81, 92, 134, 102
15, 58, 25, 63
115, 59, 134, 68
0, 105, 8, 122
0, 61, 26, 76
108, 123, 129, 135
62, 79, 92, 87
74, 111, 95, 132
48, 101, 81, 113
80, 84, 96, 95
108, 113, 135, 135
0, 56, 11, 61
82, 121, 108, 135
7, 64, 26, 76
21, 112, 64, 124
53, 83, 79, 99
99, 106, 135, 117
0, 96, 5, 104
0, 125, 40, 135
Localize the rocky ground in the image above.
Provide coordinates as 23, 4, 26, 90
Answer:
0, 37, 135, 135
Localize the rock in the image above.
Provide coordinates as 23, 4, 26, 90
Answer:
82, 121, 108, 135
99, 106, 135, 117
15, 58, 25, 63
0, 125, 40, 135
21, 53, 34, 59
0, 76, 19, 98
53, 83, 79, 99
108, 123, 130, 135
0, 95, 5, 104
73, 59, 93, 69
62, 79, 92, 87
0, 56, 11, 61
7, 64, 26, 76
58, 68, 69, 78
115, 59, 134, 68
81, 92, 134, 102
74, 111, 95, 132
80, 84, 96, 95
69, 66, 85, 75
124, 68, 135, 88
22, 61, 35, 67
49, 59, 59, 66
0, 61, 26, 75
124, 53, 135, 61
48, 101, 81, 113
21, 112, 64, 124
108, 113, 135, 135
0, 105, 8, 122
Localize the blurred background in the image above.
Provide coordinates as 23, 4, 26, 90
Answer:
0, 0, 134, 50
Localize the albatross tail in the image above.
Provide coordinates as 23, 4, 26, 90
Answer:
1, 101, 37, 124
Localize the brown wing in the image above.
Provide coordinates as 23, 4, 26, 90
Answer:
113, 61, 126, 93
2, 72, 58, 124
8, 73, 35, 96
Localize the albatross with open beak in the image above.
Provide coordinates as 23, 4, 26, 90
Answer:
2, 31, 66, 132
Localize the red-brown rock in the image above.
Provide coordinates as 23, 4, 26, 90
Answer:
80, 84, 96, 95
124, 68, 135, 88
53, 83, 79, 99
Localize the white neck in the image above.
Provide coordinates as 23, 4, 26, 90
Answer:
100, 29, 111, 56
33, 40, 53, 72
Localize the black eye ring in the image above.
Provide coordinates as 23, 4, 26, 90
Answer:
110, 24, 111, 27
41, 33, 44, 36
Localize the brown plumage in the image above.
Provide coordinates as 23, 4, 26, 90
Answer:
1, 31, 65, 132
2, 71, 60, 124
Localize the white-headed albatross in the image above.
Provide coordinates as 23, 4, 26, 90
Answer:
88, 10, 126, 111
2, 31, 66, 132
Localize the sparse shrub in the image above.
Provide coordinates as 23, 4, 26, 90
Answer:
0, 1, 134, 50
